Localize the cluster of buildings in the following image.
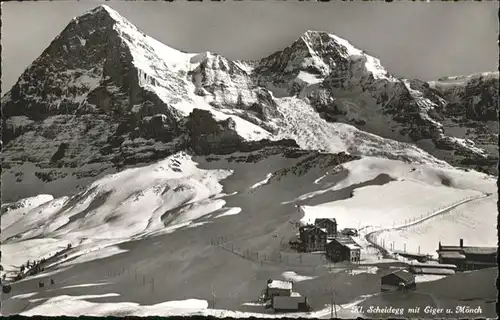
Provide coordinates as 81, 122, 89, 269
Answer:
380, 238, 497, 294
289, 218, 361, 264
436, 239, 497, 271
262, 236, 497, 313
263, 271, 418, 314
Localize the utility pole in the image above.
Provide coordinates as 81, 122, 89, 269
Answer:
330, 288, 337, 319
329, 268, 338, 319
330, 292, 333, 319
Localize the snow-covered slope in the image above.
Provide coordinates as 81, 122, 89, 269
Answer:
376, 193, 497, 257
2, 148, 496, 317
1, 195, 54, 230
298, 156, 495, 240
1, 152, 231, 244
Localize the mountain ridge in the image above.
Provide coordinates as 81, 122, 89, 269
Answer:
1, 5, 498, 202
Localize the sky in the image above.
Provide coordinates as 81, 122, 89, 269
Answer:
1, 1, 498, 93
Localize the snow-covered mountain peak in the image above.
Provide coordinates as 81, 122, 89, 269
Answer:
254, 29, 391, 97
2, 4, 201, 121
76, 4, 195, 69
78, 4, 122, 20
2, 6, 498, 206
297, 30, 389, 80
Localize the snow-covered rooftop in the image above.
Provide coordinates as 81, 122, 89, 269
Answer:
385, 269, 415, 283
267, 280, 293, 290
438, 251, 466, 259
345, 244, 361, 250
412, 268, 455, 276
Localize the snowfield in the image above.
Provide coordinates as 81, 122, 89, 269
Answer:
299, 157, 492, 230
1, 238, 72, 277
1, 152, 233, 280
1, 194, 54, 230
2, 150, 496, 317
414, 275, 447, 283
3, 152, 231, 243
375, 194, 497, 256
282, 271, 317, 283
18, 295, 368, 318
301, 180, 483, 230
20, 296, 210, 317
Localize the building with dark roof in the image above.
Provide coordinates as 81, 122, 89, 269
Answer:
437, 239, 497, 271
325, 236, 361, 263
314, 218, 337, 237
381, 270, 416, 292
272, 296, 311, 312
298, 225, 327, 252
341, 228, 358, 237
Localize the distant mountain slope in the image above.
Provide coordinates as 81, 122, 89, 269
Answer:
1, 5, 497, 202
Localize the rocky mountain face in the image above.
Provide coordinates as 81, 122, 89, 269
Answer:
426, 74, 499, 171
1, 5, 498, 201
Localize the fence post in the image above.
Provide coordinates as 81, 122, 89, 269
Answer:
143, 276, 146, 285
